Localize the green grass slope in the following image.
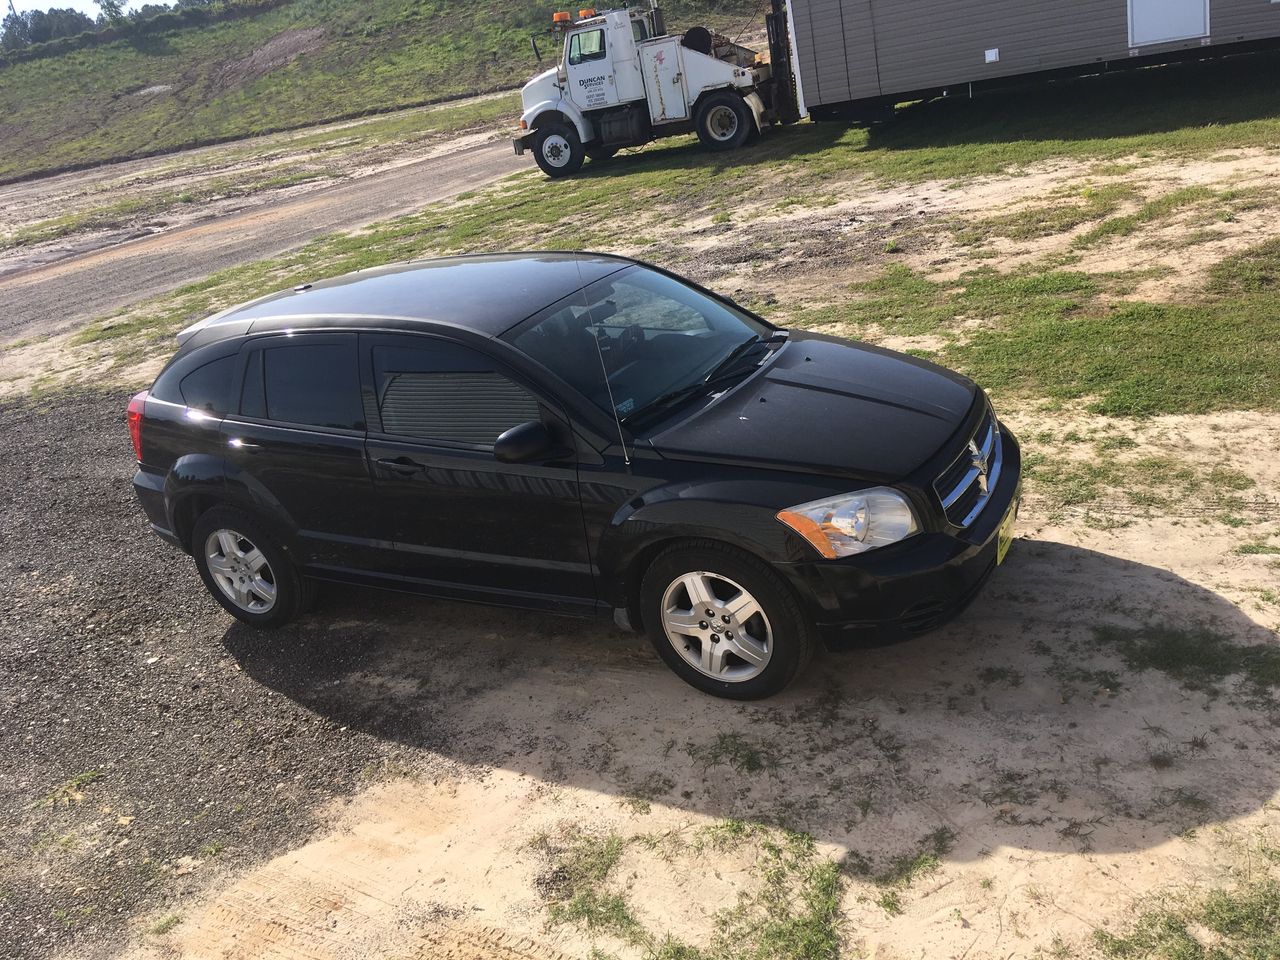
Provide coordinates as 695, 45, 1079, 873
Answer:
0, 0, 757, 182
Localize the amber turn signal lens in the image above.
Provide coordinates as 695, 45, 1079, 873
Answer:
775, 509, 838, 559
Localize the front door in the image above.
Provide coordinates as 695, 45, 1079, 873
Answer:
1129, 0, 1209, 46
565, 26, 619, 111
360, 333, 594, 611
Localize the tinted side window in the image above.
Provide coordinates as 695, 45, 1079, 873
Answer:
179, 355, 236, 415
254, 340, 363, 430
372, 340, 540, 446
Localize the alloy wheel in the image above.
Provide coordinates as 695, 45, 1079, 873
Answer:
205, 528, 277, 614
660, 570, 772, 682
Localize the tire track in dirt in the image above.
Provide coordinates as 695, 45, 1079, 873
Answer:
0, 139, 524, 345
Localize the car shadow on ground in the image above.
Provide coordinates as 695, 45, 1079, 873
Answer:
223, 537, 1278, 864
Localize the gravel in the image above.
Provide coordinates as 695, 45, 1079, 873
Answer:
0, 390, 425, 959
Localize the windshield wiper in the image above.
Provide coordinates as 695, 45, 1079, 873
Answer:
622, 336, 782, 428
699, 334, 768, 385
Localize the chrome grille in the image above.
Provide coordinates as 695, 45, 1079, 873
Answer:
934, 404, 1002, 529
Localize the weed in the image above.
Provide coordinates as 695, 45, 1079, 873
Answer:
1095, 880, 1280, 958
35, 772, 101, 809
685, 733, 778, 775
978, 666, 1024, 688
149, 913, 182, 935
1094, 624, 1280, 699
875, 828, 956, 888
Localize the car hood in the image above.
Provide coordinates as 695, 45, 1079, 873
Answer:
646, 332, 977, 482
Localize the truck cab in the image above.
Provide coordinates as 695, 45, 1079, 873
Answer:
514, 4, 784, 177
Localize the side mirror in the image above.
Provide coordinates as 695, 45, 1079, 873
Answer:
494, 421, 563, 464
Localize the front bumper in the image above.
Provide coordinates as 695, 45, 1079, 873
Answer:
779, 431, 1022, 648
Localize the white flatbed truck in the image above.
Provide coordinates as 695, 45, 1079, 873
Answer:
512, 1, 802, 178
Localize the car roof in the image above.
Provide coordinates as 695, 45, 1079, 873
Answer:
179, 252, 633, 343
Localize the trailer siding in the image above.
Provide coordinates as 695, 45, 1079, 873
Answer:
789, 0, 1280, 108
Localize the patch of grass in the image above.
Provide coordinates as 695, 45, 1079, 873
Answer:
958, 182, 1139, 243
35, 772, 102, 809
1075, 185, 1217, 247
532, 829, 642, 940
978, 666, 1024, 688
685, 733, 778, 775
149, 913, 182, 935
1095, 624, 1280, 699
711, 830, 843, 960
1236, 541, 1280, 556
874, 828, 957, 888
1094, 880, 1280, 959
0, 0, 754, 181
536, 824, 842, 960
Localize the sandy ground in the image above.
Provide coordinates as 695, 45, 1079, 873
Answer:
2, 105, 1277, 960
108, 464, 1278, 960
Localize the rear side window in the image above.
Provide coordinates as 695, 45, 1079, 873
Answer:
372, 340, 540, 446
179, 355, 236, 415
241, 339, 363, 431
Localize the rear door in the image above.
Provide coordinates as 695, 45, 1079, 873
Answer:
220, 332, 379, 572
360, 333, 593, 610
640, 37, 688, 122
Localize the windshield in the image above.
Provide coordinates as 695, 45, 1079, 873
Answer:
505, 265, 773, 427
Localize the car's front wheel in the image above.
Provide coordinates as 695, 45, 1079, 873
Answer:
191, 506, 312, 628
640, 540, 814, 699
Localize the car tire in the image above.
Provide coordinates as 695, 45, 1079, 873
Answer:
694, 91, 754, 152
192, 506, 312, 628
532, 121, 586, 178
586, 145, 618, 163
640, 540, 815, 699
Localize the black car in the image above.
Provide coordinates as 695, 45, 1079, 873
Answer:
128, 253, 1020, 699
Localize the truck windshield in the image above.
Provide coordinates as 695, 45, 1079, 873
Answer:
505, 265, 773, 430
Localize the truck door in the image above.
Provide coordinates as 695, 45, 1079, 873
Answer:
640, 37, 688, 122
565, 26, 619, 110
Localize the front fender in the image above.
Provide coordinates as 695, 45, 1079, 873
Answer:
520, 98, 594, 144
593, 477, 828, 608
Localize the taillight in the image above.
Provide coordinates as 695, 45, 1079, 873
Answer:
127, 390, 148, 462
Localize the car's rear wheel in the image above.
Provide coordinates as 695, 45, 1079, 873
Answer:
640, 540, 814, 699
192, 506, 311, 628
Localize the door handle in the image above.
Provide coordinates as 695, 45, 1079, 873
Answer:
375, 456, 427, 477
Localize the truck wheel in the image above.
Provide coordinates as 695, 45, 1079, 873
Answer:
532, 121, 585, 178
639, 540, 815, 699
695, 91, 753, 152
586, 145, 618, 163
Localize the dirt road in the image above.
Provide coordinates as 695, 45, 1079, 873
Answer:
0, 139, 523, 344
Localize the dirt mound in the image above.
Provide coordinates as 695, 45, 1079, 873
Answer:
218, 27, 325, 90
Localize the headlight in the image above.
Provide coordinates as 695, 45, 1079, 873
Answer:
776, 487, 919, 559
